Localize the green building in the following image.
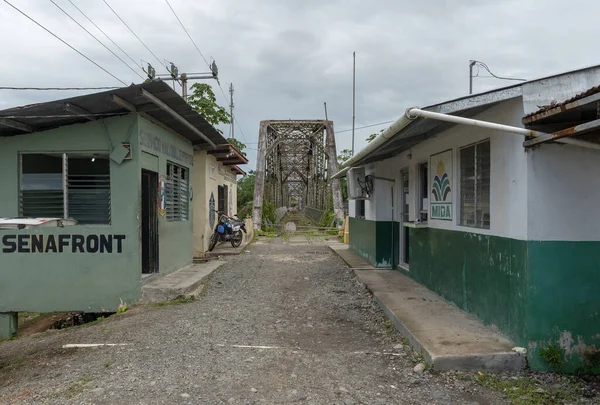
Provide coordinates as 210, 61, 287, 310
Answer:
335, 66, 600, 372
0, 81, 245, 338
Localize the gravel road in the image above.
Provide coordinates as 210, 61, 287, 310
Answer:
1, 236, 511, 404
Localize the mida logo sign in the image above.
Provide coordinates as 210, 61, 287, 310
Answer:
430, 150, 452, 220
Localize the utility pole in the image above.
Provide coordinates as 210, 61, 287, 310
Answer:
469, 60, 476, 95
155, 60, 220, 102
352, 51, 356, 156
229, 83, 235, 140
324, 102, 328, 121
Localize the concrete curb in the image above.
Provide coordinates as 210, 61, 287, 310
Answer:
205, 237, 253, 257
140, 260, 225, 303
355, 270, 527, 372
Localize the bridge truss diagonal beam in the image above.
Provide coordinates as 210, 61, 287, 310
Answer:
252, 120, 344, 230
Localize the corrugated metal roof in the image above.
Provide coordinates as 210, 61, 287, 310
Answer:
0, 80, 227, 149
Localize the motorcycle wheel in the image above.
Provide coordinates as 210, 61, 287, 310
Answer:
208, 232, 219, 252
231, 230, 243, 248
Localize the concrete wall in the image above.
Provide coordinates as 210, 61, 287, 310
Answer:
0, 115, 141, 312
192, 151, 239, 256
138, 118, 194, 275
348, 95, 600, 371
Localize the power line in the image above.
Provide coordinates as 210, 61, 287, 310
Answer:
102, 0, 166, 72
0, 86, 120, 90
336, 120, 394, 133
67, 0, 143, 71
3, 0, 126, 86
50, 0, 144, 80
163, 0, 210, 67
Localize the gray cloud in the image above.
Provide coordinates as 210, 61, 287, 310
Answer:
2, 0, 599, 167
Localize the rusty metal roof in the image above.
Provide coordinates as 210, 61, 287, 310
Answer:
523, 85, 600, 123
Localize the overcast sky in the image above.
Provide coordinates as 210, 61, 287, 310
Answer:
1, 0, 599, 170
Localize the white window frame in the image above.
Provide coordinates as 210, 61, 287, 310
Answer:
166, 161, 189, 222
19, 152, 111, 225
459, 139, 491, 229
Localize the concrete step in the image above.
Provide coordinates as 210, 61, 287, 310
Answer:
140, 260, 225, 303
353, 269, 526, 372
327, 243, 382, 270
205, 238, 252, 257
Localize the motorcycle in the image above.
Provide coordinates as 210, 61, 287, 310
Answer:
208, 210, 247, 252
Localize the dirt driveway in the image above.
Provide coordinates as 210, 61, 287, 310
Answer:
0, 236, 507, 404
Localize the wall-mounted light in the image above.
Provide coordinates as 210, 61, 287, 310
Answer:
91, 153, 98, 162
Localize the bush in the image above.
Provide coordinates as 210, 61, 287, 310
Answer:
262, 201, 276, 231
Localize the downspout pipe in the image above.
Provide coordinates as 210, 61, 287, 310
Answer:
406, 108, 600, 151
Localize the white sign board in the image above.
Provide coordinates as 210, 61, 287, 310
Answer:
430, 150, 452, 220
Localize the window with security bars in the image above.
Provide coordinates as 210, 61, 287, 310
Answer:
460, 140, 490, 229
20, 153, 111, 224
166, 162, 189, 221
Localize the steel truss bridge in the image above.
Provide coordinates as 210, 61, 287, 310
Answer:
252, 120, 344, 229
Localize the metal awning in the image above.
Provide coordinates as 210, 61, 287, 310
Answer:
0, 80, 227, 149
207, 143, 249, 166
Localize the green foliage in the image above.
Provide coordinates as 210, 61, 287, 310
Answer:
187, 83, 230, 133
337, 149, 353, 168
366, 129, 384, 143
237, 171, 255, 217
476, 372, 582, 404
228, 137, 247, 157
539, 344, 565, 371
262, 200, 276, 231
151, 295, 195, 308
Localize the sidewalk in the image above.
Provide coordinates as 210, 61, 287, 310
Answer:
205, 236, 253, 257
329, 245, 526, 372
140, 260, 225, 303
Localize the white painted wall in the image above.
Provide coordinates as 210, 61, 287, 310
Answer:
527, 143, 600, 241
359, 98, 529, 240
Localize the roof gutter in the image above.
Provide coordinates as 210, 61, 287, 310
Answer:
332, 112, 414, 179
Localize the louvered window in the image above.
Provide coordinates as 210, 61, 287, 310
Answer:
166, 162, 189, 221
20, 153, 111, 224
460, 140, 490, 229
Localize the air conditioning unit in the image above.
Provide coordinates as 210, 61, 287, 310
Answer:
347, 167, 367, 199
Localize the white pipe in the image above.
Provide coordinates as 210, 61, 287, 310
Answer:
332, 113, 413, 179
406, 108, 600, 151
333, 106, 600, 179
406, 108, 546, 138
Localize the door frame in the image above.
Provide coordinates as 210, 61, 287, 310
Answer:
141, 169, 159, 275
399, 168, 410, 270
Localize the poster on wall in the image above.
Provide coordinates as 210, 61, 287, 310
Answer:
209, 192, 216, 228
430, 150, 452, 220
158, 175, 167, 217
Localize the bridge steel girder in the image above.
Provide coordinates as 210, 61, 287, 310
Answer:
252, 120, 344, 230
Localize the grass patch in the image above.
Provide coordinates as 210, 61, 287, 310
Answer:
401, 337, 410, 346
476, 372, 582, 405
104, 361, 111, 368
151, 295, 196, 308
539, 344, 565, 372
66, 376, 93, 398
18, 312, 42, 324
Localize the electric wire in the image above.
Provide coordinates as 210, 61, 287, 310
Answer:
470, 60, 526, 82
163, 0, 210, 67
336, 120, 394, 133
67, 0, 144, 71
102, 0, 167, 72
3, 0, 126, 86
0, 86, 120, 90
49, 0, 144, 80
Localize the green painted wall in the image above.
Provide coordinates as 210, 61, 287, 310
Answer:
349, 218, 399, 267
138, 118, 194, 275
349, 223, 600, 372
526, 241, 600, 373
0, 115, 141, 312
408, 227, 528, 347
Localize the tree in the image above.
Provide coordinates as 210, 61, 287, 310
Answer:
187, 83, 230, 131
337, 149, 353, 168
237, 170, 255, 217
228, 137, 247, 157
